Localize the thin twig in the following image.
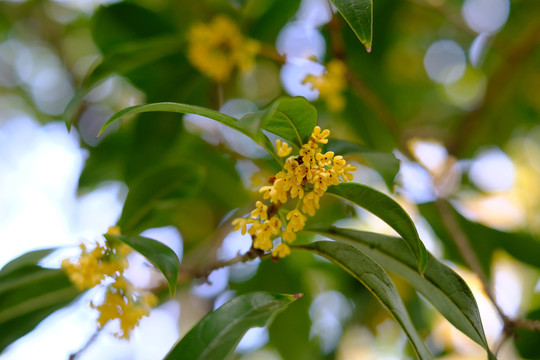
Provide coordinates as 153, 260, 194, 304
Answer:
69, 327, 103, 360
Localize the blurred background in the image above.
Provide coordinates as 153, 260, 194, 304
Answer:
1, 0, 540, 359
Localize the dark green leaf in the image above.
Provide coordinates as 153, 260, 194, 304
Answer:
327, 139, 400, 190
327, 182, 428, 273
118, 164, 204, 234
0, 253, 79, 351
0, 248, 56, 276
92, 3, 174, 55
307, 227, 494, 357
296, 241, 433, 359
165, 292, 300, 360
514, 307, 540, 359
330, 0, 373, 52
104, 234, 180, 297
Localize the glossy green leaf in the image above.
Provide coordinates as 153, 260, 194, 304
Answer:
0, 252, 79, 351
308, 227, 494, 358
104, 234, 180, 297
165, 292, 300, 360
327, 182, 428, 273
330, 0, 373, 52
258, 96, 318, 147
118, 164, 204, 234
297, 241, 433, 359
327, 139, 400, 190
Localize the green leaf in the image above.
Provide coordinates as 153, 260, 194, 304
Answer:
104, 234, 180, 297
92, 2, 175, 55
327, 139, 400, 190
118, 164, 204, 234
0, 253, 79, 351
99, 102, 246, 138
296, 241, 433, 359
330, 0, 373, 52
308, 227, 494, 357
165, 292, 300, 360
0, 248, 56, 275
258, 96, 318, 148
327, 182, 428, 273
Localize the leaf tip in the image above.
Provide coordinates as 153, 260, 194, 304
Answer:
366, 45, 372, 53
293, 293, 304, 299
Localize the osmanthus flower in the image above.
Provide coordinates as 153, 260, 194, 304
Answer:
62, 226, 158, 339
303, 60, 347, 112
187, 15, 260, 83
232, 126, 357, 258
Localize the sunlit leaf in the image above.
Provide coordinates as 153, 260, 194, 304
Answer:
307, 226, 494, 358
327, 182, 428, 273
259, 96, 318, 147
104, 234, 180, 297
327, 138, 400, 190
118, 164, 204, 234
165, 292, 300, 360
0, 252, 79, 351
297, 241, 433, 359
330, 0, 373, 52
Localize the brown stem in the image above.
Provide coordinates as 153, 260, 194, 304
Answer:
259, 43, 286, 65
69, 328, 103, 360
178, 247, 269, 283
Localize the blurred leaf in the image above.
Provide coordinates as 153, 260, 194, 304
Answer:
514, 307, 540, 359
297, 241, 433, 359
0, 248, 56, 275
0, 253, 79, 352
104, 234, 180, 297
118, 164, 204, 234
330, 0, 373, 52
308, 227, 494, 358
327, 183, 428, 273
327, 138, 400, 190
92, 2, 174, 55
420, 201, 540, 276
243, 0, 302, 42
165, 292, 300, 360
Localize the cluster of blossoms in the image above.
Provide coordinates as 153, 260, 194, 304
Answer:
187, 15, 260, 83
303, 60, 347, 112
62, 226, 157, 339
232, 126, 357, 258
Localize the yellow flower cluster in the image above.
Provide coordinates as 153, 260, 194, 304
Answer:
232, 126, 357, 257
187, 16, 260, 82
303, 60, 347, 112
62, 226, 157, 339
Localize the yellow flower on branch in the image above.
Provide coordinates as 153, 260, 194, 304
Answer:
232, 128, 357, 258
62, 227, 157, 339
187, 15, 260, 82
303, 60, 347, 112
